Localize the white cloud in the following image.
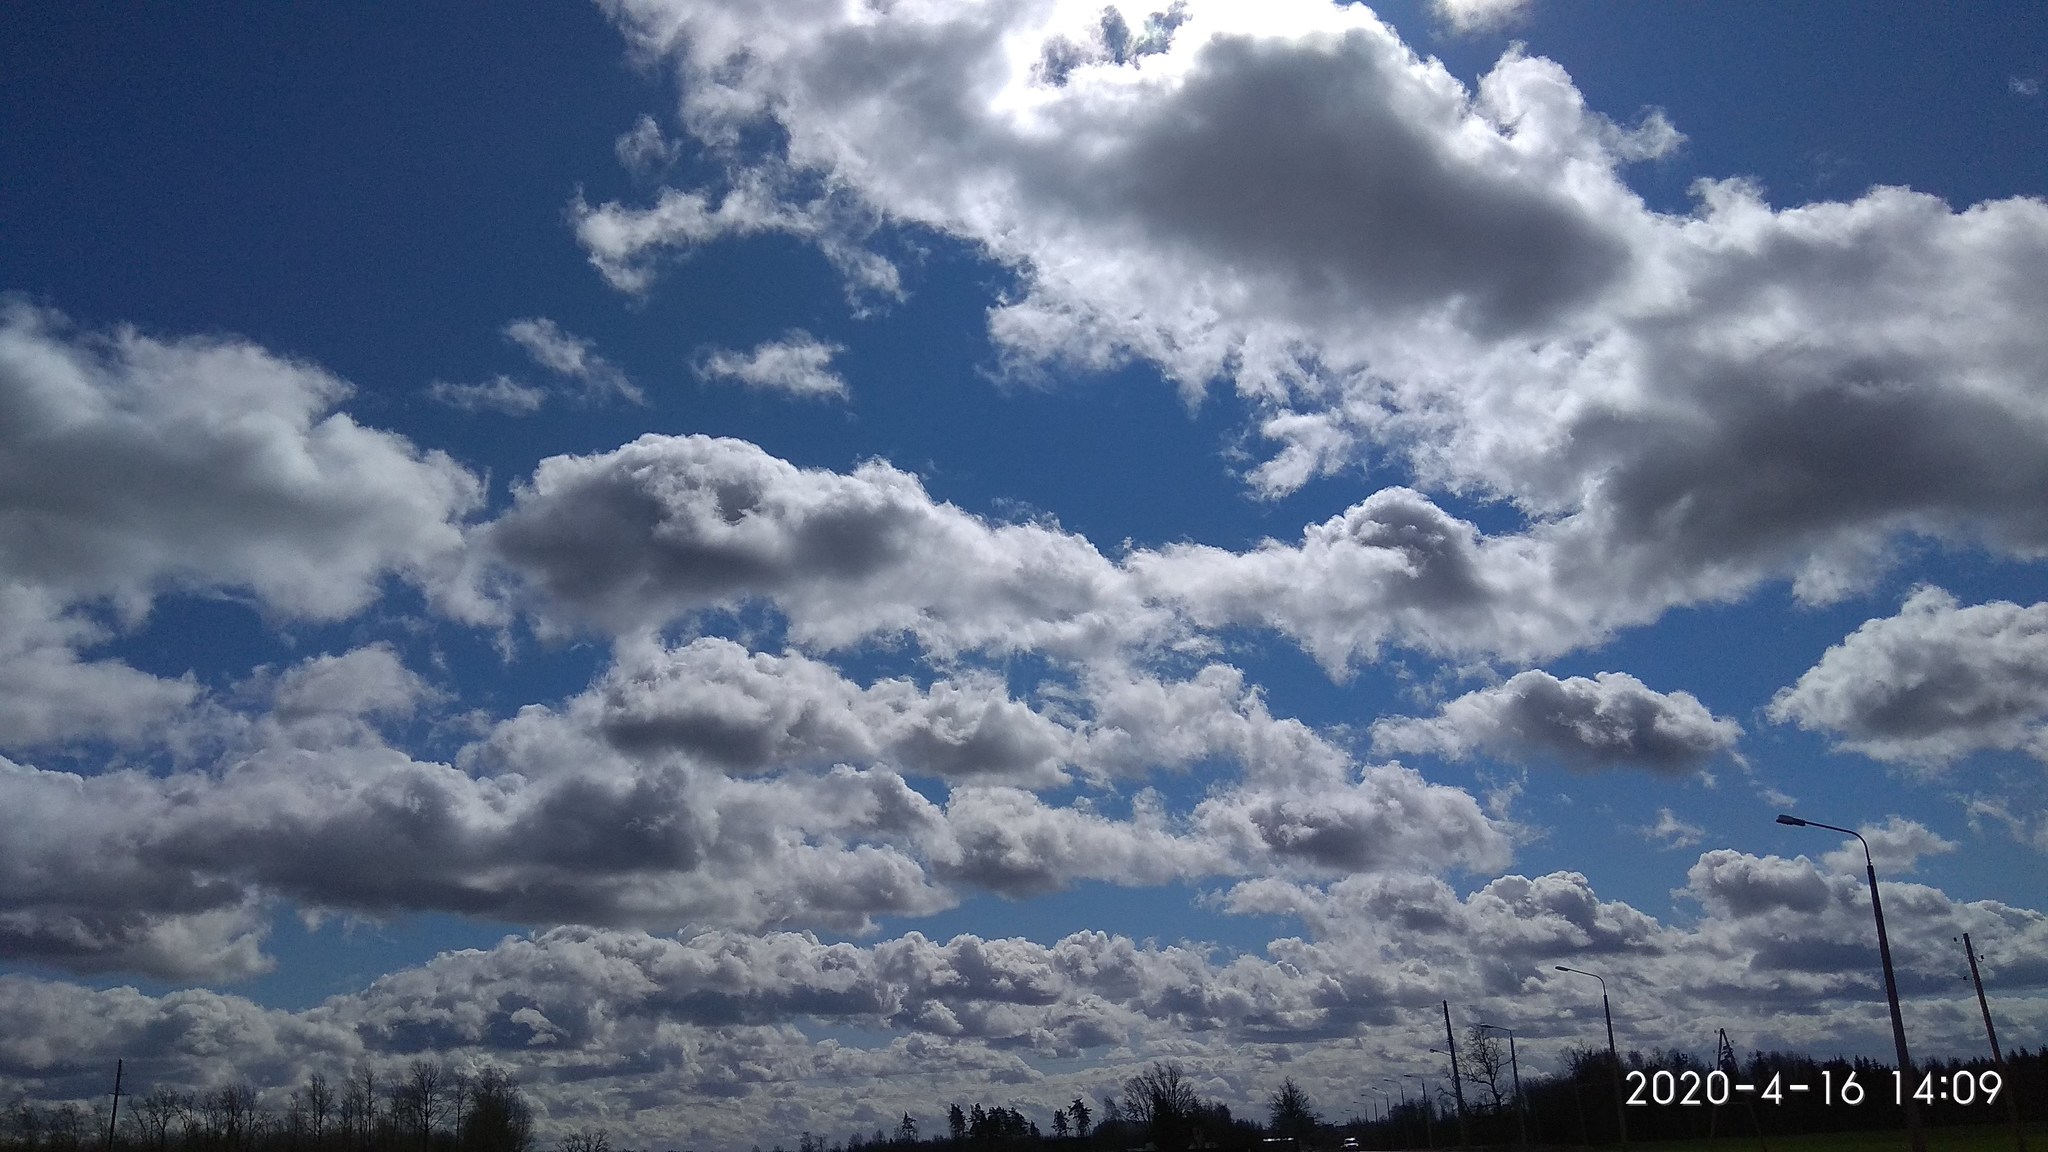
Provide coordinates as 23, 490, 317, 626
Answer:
565, 635, 1074, 787
0, 586, 198, 748
572, 168, 902, 302
1768, 587, 2048, 767
503, 317, 643, 404
584, 0, 2048, 663
7, 848, 2046, 1147
471, 433, 1169, 656
616, 112, 681, 176
0, 301, 483, 624
1371, 670, 1741, 774
0, 303, 483, 753
1431, 0, 1531, 35
1816, 816, 1958, 875
0, 627, 1517, 980
1638, 807, 1704, 850
425, 374, 548, 414
697, 331, 849, 399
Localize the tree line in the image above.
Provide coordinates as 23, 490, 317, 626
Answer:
8, 1043, 2043, 1152
6, 1063, 532, 1152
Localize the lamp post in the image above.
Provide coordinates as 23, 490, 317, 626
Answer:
1406, 1074, 1436, 1150
1777, 814, 1927, 1152
1384, 1078, 1408, 1147
1556, 966, 1627, 1147
1478, 1023, 1528, 1152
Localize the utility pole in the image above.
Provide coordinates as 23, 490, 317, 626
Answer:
1479, 1023, 1527, 1152
105, 1059, 124, 1152
1962, 934, 2027, 1152
1443, 1002, 1470, 1150
1715, 1029, 1767, 1152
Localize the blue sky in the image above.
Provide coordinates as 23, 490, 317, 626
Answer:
3, 0, 2047, 1145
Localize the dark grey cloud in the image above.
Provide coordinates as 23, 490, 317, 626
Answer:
1372, 670, 1741, 774
1769, 587, 2048, 766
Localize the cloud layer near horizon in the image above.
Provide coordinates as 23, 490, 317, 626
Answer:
4, 842, 2043, 1150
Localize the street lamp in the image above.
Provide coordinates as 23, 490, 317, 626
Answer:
1405, 1074, 1436, 1149
1477, 1022, 1528, 1152
1777, 813, 1928, 1152
1556, 966, 1627, 1147
1428, 1047, 1471, 1149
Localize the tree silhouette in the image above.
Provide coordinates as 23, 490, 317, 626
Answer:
1120, 1063, 1199, 1152
1266, 1079, 1318, 1141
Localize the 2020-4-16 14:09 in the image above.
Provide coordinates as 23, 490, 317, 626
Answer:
1624, 1068, 2003, 1107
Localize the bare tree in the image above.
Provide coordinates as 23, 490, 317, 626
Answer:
303, 1076, 331, 1151
285, 1093, 308, 1152
338, 1071, 375, 1152
457, 1070, 531, 1152
1461, 1026, 1509, 1112
201, 1086, 257, 1152
404, 1062, 443, 1152
11, 1101, 45, 1152
46, 1104, 83, 1152
556, 1129, 609, 1152
1121, 1063, 1200, 1152
137, 1090, 187, 1152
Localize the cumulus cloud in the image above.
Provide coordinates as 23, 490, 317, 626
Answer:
1815, 816, 1958, 875
7, 849, 2046, 1147
471, 433, 1167, 656
566, 636, 1073, 787
504, 317, 643, 405
0, 303, 483, 751
466, 433, 1779, 670
696, 331, 848, 399
0, 301, 483, 623
1371, 670, 1741, 774
583, 0, 2048, 661
0, 587, 199, 748
1769, 587, 2048, 767
0, 626, 1515, 980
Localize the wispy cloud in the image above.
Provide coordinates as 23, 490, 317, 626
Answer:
1638, 807, 1705, 850
1432, 0, 1532, 33
696, 330, 849, 399
425, 374, 548, 414
504, 316, 643, 404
